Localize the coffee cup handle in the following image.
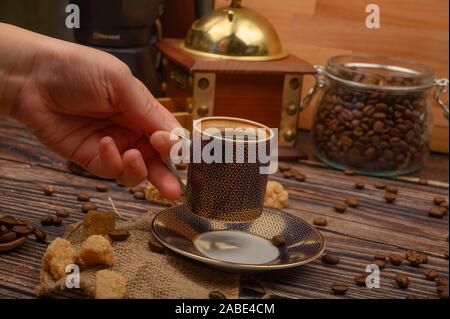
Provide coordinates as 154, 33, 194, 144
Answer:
145, 132, 188, 196
161, 157, 187, 195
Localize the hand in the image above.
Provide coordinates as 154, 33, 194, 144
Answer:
10, 34, 181, 200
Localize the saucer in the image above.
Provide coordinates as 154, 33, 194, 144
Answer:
151, 205, 325, 272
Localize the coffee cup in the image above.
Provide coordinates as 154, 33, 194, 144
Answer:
166, 117, 276, 222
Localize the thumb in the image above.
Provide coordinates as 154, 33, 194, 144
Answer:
111, 71, 180, 133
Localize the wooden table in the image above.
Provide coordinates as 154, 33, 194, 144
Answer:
0, 118, 448, 299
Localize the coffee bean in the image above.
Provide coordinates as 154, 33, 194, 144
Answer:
271, 235, 286, 247
11, 226, 34, 236
436, 285, 447, 294
344, 168, 356, 176
429, 207, 446, 218
209, 291, 227, 299
418, 178, 428, 185
424, 269, 439, 281
374, 182, 386, 189
55, 208, 70, 218
108, 230, 130, 242
53, 216, 63, 226
331, 283, 349, 295
77, 193, 90, 202
420, 253, 429, 264
282, 170, 294, 178
134, 191, 146, 200
406, 250, 426, 267
333, 202, 347, 213
384, 192, 397, 203
129, 186, 144, 194
386, 186, 399, 194
0, 235, 27, 252
354, 275, 367, 287
42, 185, 54, 196
313, 217, 328, 227
374, 254, 387, 261
0, 224, 8, 234
278, 163, 291, 172
0, 231, 17, 243
148, 240, 165, 254
321, 253, 340, 265
0, 215, 26, 227
81, 202, 98, 214
373, 259, 385, 269
373, 121, 385, 134
436, 278, 448, 287
294, 172, 307, 182
395, 274, 410, 289
389, 254, 403, 266
439, 287, 449, 299
34, 228, 47, 242
95, 184, 109, 193
354, 179, 365, 190
345, 196, 359, 208
433, 196, 447, 206
41, 215, 54, 226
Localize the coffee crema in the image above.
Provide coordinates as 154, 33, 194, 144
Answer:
195, 118, 272, 142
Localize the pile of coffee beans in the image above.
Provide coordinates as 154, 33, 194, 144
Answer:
313, 78, 429, 173
0, 215, 47, 252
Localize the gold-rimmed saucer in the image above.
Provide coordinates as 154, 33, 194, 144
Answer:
151, 205, 325, 272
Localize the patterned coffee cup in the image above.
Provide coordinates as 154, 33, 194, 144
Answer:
182, 117, 275, 222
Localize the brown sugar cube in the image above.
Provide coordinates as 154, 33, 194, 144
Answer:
264, 181, 289, 209
94, 269, 126, 299
77, 235, 114, 267
42, 238, 76, 280
83, 211, 116, 238
146, 184, 176, 206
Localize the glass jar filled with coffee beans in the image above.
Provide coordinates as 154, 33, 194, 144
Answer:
301, 55, 448, 176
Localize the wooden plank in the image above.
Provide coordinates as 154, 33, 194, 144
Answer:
0, 118, 448, 299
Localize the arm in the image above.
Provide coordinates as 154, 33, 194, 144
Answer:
0, 23, 42, 118
0, 23, 181, 199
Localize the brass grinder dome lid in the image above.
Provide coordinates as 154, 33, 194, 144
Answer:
181, 0, 287, 61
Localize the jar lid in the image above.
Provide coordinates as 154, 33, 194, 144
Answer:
324, 55, 434, 92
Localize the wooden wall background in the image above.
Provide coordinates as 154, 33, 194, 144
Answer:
216, 0, 449, 153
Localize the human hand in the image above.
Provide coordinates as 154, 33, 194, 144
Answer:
5, 27, 181, 199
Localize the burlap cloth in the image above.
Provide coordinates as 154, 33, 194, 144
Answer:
38, 211, 240, 299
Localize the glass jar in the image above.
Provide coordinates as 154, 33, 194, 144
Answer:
301, 55, 449, 177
